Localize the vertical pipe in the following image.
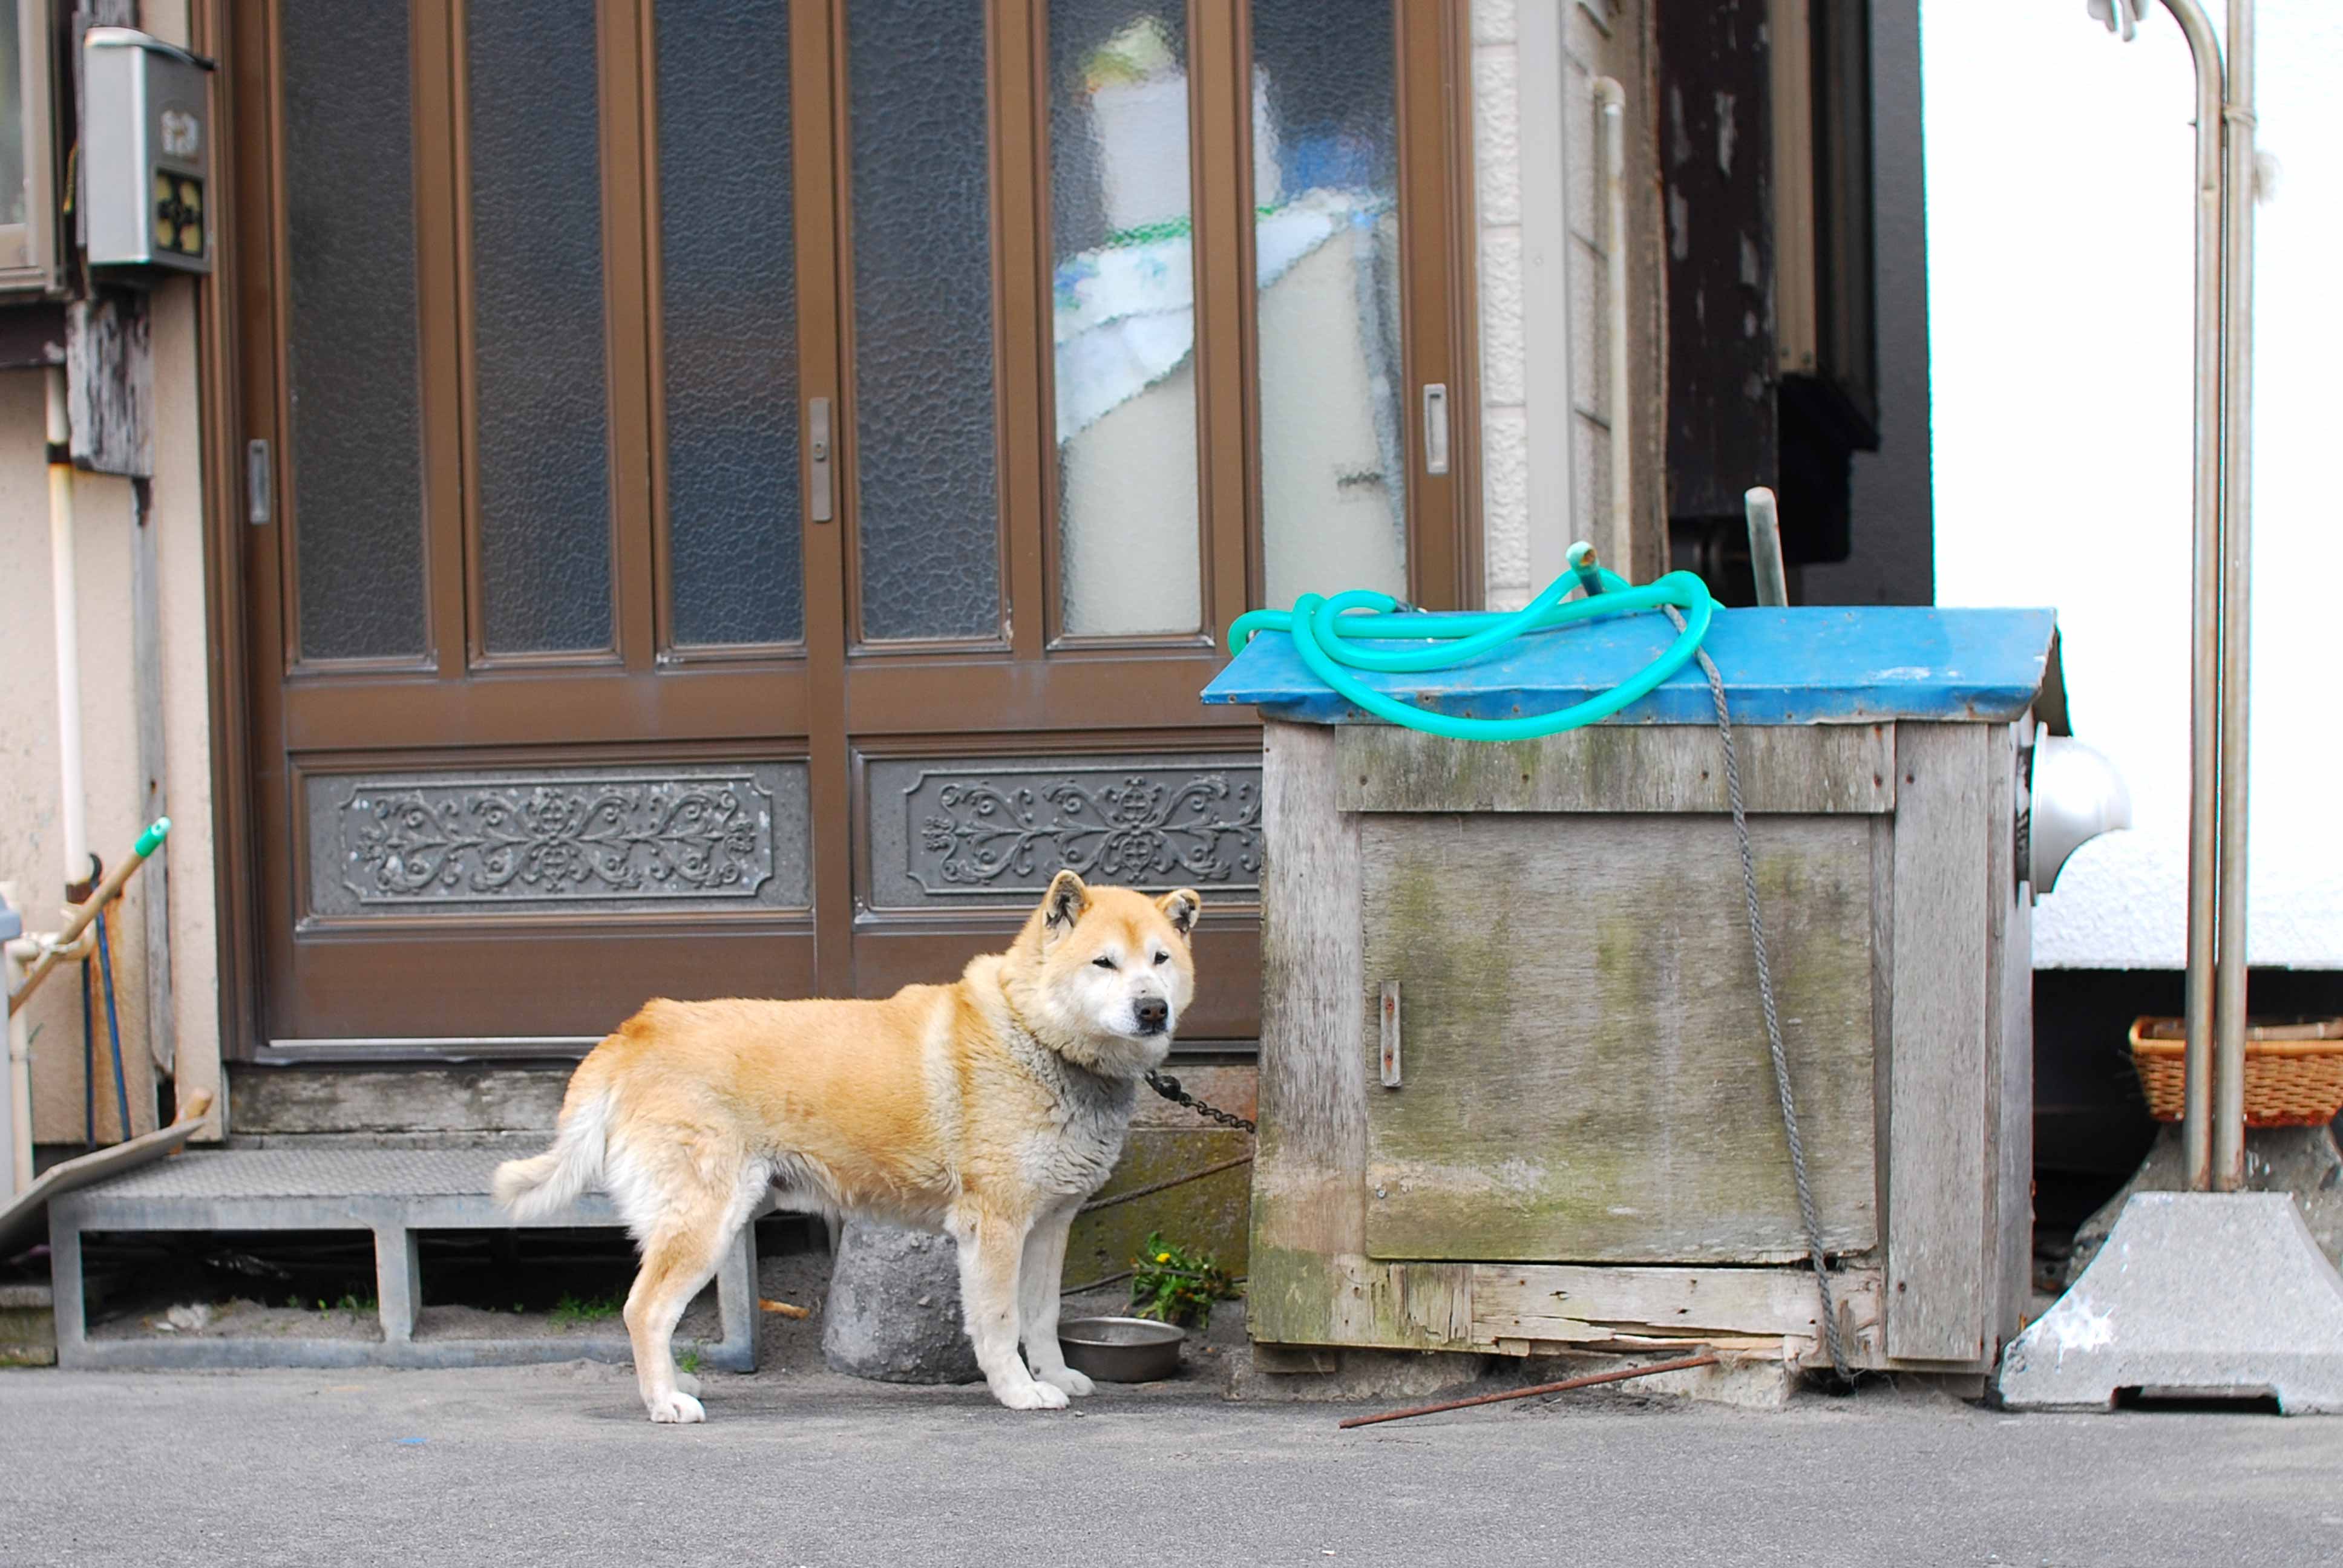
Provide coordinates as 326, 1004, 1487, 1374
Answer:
2210, 0, 2256, 1191
1744, 488, 1790, 607
1594, 79, 1633, 568
2154, 0, 2224, 1192
2, 883, 31, 1197
45, 367, 88, 890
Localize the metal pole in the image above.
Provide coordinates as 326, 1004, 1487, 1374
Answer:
2210, 0, 2256, 1191
2148, 0, 2225, 1191
45, 368, 89, 892
1744, 488, 1790, 608
1594, 77, 1633, 572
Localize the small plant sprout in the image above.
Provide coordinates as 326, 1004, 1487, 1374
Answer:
549, 1292, 623, 1328
1128, 1232, 1240, 1328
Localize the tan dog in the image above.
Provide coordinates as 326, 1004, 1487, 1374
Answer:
494, 871, 1201, 1422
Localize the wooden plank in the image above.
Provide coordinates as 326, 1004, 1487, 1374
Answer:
1327, 1257, 1475, 1350
1884, 722, 1991, 1363
1991, 720, 2035, 1356
66, 291, 154, 479
1470, 1263, 1886, 1367
1339, 723, 1895, 815
1248, 724, 1370, 1347
1869, 812, 1896, 1259
1359, 812, 1878, 1263
133, 483, 173, 1092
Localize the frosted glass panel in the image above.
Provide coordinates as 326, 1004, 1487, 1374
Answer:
1050, 0, 1201, 637
1251, 0, 1406, 610
468, 0, 613, 654
283, 0, 427, 662
656, 0, 802, 647
847, 0, 1001, 642
0, 1, 24, 229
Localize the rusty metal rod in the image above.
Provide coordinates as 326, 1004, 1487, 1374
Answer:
1337, 1353, 1722, 1430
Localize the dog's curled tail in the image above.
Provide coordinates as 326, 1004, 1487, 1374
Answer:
493, 1063, 614, 1221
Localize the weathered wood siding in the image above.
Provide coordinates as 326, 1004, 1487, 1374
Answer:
1471, 1262, 1885, 1365
1358, 811, 1878, 1263
1883, 722, 1991, 1362
1249, 724, 1371, 1346
1339, 723, 1894, 815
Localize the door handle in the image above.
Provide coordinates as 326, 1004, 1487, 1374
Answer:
808, 396, 833, 523
1421, 384, 1449, 477
1380, 979, 1403, 1087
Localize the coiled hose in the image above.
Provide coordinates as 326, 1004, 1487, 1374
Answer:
1225, 544, 1715, 738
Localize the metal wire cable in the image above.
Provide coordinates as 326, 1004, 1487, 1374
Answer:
1667, 604, 1853, 1384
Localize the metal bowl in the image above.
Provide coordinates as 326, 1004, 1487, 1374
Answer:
1058, 1316, 1185, 1382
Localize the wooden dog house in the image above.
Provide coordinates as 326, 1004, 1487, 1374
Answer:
1202, 607, 2065, 1379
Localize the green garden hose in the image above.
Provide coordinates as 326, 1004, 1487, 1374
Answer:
1225, 543, 1716, 739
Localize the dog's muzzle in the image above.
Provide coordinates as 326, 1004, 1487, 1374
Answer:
1133, 997, 1170, 1035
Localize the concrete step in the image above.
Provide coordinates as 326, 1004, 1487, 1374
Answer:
47, 1148, 761, 1372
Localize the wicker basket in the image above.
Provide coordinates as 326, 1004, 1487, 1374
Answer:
2129, 1016, 2343, 1127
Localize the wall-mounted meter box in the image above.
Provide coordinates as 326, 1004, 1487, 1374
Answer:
82, 27, 215, 274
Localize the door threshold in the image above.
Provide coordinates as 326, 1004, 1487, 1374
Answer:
256, 1037, 600, 1066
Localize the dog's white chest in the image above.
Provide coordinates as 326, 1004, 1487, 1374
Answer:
1026, 1088, 1130, 1200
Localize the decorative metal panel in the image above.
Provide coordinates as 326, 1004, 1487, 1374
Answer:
307, 763, 810, 918
867, 753, 1260, 909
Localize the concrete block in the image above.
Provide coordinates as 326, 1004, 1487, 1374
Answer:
2068, 1124, 2343, 1284
1228, 1345, 1490, 1404
0, 1281, 56, 1367
44, 1148, 759, 1371
821, 1220, 980, 1385
1999, 1192, 2343, 1414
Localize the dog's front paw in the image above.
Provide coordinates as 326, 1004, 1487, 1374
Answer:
1035, 1365, 1095, 1397
994, 1378, 1071, 1411
646, 1390, 706, 1424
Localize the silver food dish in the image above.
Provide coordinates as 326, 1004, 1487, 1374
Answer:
1057, 1316, 1185, 1382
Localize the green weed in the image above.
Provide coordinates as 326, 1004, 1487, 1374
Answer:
549, 1292, 623, 1328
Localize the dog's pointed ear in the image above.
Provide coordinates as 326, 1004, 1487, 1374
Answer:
1158, 887, 1202, 938
1040, 869, 1089, 939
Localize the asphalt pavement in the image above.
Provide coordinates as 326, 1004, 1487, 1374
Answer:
3, 1361, 2337, 1567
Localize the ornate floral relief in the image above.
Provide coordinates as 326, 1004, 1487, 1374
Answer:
906, 766, 1261, 895
337, 775, 775, 904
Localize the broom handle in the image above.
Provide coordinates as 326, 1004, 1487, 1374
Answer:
6, 819, 169, 1016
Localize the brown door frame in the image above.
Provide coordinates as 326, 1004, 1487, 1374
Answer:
205, 0, 1481, 1062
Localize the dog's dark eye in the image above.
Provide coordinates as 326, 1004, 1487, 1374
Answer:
1091, 955, 1118, 970
1152, 952, 1170, 966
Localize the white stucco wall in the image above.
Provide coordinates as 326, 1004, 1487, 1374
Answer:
1925, 0, 2343, 969
1474, 0, 1628, 610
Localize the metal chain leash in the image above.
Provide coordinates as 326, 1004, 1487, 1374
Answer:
1665, 603, 1853, 1386
1144, 1070, 1257, 1134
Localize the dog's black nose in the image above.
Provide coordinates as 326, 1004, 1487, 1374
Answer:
1135, 997, 1169, 1033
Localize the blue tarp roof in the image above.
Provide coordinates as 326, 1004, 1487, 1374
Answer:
1199, 606, 2062, 728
